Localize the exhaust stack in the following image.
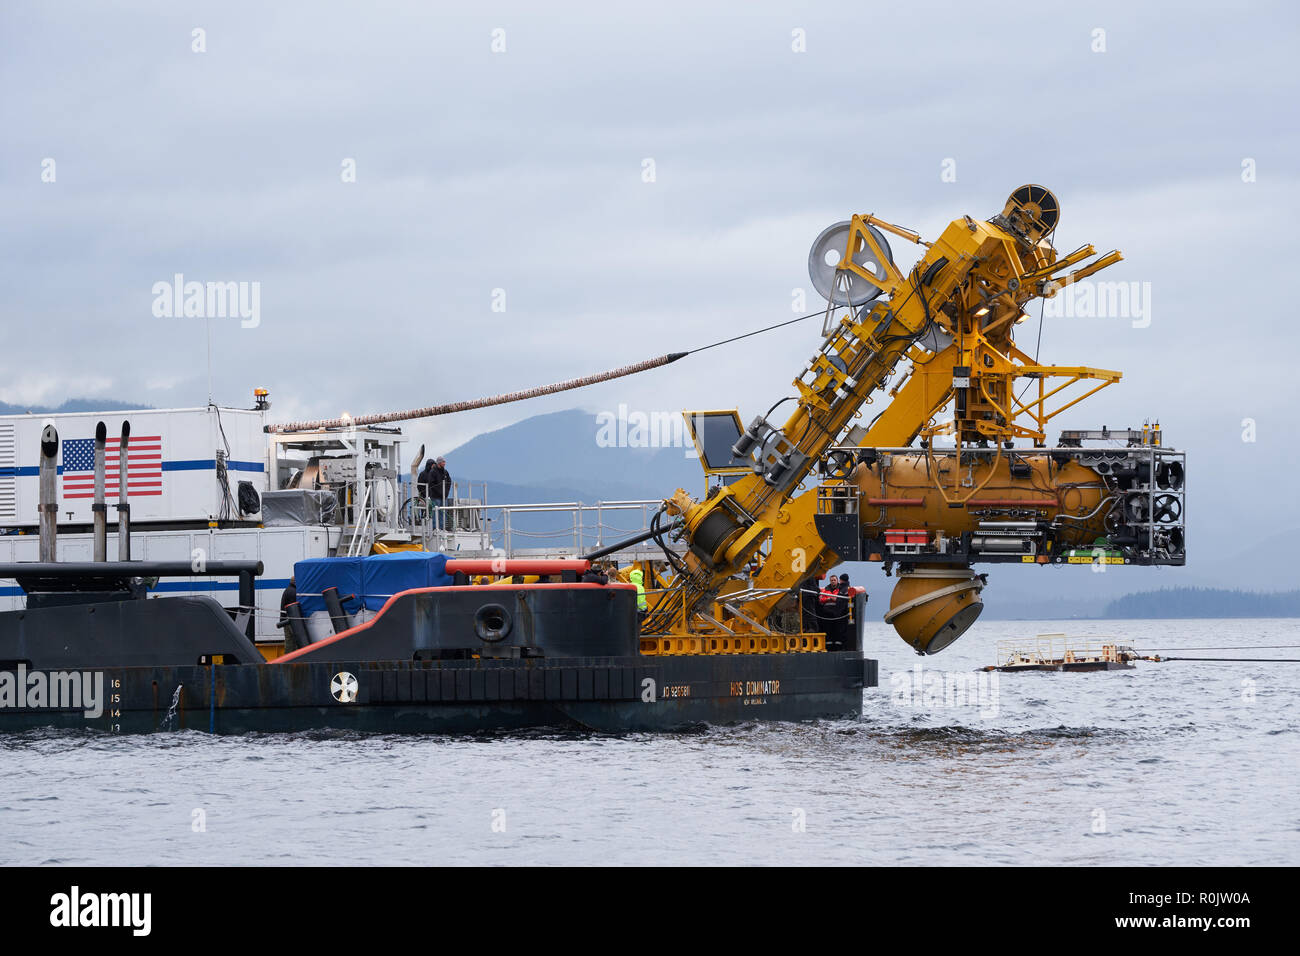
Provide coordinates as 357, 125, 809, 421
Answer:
38, 424, 59, 562
93, 422, 107, 561
116, 421, 131, 561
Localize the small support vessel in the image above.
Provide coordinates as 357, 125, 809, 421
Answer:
983, 633, 1143, 672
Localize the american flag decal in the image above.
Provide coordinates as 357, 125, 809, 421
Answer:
62, 436, 164, 499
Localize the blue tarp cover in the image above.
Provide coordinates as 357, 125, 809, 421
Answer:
294, 552, 452, 615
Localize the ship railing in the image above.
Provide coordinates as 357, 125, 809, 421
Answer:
403, 480, 487, 544
442, 481, 487, 534
418, 498, 663, 560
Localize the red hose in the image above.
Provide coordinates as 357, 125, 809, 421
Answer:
445, 559, 591, 575
965, 498, 1057, 507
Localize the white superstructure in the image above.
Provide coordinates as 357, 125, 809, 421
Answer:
0, 403, 375, 640
0, 397, 663, 642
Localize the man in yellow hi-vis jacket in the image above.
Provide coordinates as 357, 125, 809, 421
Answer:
628, 568, 648, 618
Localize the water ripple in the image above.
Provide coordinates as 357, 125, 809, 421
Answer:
1, 618, 1297, 865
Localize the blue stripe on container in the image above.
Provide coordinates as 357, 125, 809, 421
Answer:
162, 460, 264, 472
0, 460, 264, 477
0, 578, 291, 597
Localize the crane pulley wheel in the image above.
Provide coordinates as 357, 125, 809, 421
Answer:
808, 220, 894, 307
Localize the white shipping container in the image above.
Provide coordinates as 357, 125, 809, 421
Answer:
0, 524, 337, 641
0, 406, 268, 527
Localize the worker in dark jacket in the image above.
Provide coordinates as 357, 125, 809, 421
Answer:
278, 576, 297, 626
817, 575, 839, 643
817, 574, 852, 649
417, 459, 438, 500
832, 574, 853, 650
419, 457, 453, 528
430, 457, 452, 500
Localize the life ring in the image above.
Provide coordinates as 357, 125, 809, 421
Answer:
474, 603, 513, 642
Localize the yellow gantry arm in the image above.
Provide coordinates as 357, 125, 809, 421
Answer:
647, 190, 1124, 638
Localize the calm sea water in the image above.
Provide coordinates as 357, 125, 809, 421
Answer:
2, 618, 1297, 866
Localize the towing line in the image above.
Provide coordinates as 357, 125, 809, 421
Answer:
264, 351, 688, 433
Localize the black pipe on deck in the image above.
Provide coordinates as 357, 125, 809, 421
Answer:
580, 525, 663, 561
238, 570, 257, 640
116, 421, 131, 561
323, 586, 351, 635
38, 425, 58, 562
93, 421, 107, 562
0, 560, 264, 578
282, 602, 310, 652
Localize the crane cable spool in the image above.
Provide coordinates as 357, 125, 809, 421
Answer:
884, 567, 986, 655
808, 220, 894, 307
998, 184, 1060, 242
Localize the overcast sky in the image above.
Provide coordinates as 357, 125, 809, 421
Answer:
2, 1, 1297, 555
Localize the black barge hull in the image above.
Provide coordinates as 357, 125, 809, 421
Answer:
2, 652, 874, 734
0, 577, 875, 734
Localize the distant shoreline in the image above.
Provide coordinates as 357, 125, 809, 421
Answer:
996, 613, 1300, 621
1099, 586, 1300, 619
983, 586, 1300, 621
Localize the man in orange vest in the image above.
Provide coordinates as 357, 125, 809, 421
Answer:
817, 573, 855, 649
817, 574, 840, 645
832, 574, 853, 650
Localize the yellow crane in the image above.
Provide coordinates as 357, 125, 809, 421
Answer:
628, 186, 1185, 654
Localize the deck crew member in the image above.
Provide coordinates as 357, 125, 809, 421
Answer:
425, 456, 452, 528
278, 576, 297, 626
818, 574, 851, 649
833, 574, 853, 650
628, 568, 648, 621
817, 575, 838, 639
417, 459, 438, 501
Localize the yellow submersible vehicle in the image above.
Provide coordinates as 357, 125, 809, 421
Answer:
634, 184, 1185, 657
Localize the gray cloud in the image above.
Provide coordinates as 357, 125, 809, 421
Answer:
1, 1, 1296, 557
